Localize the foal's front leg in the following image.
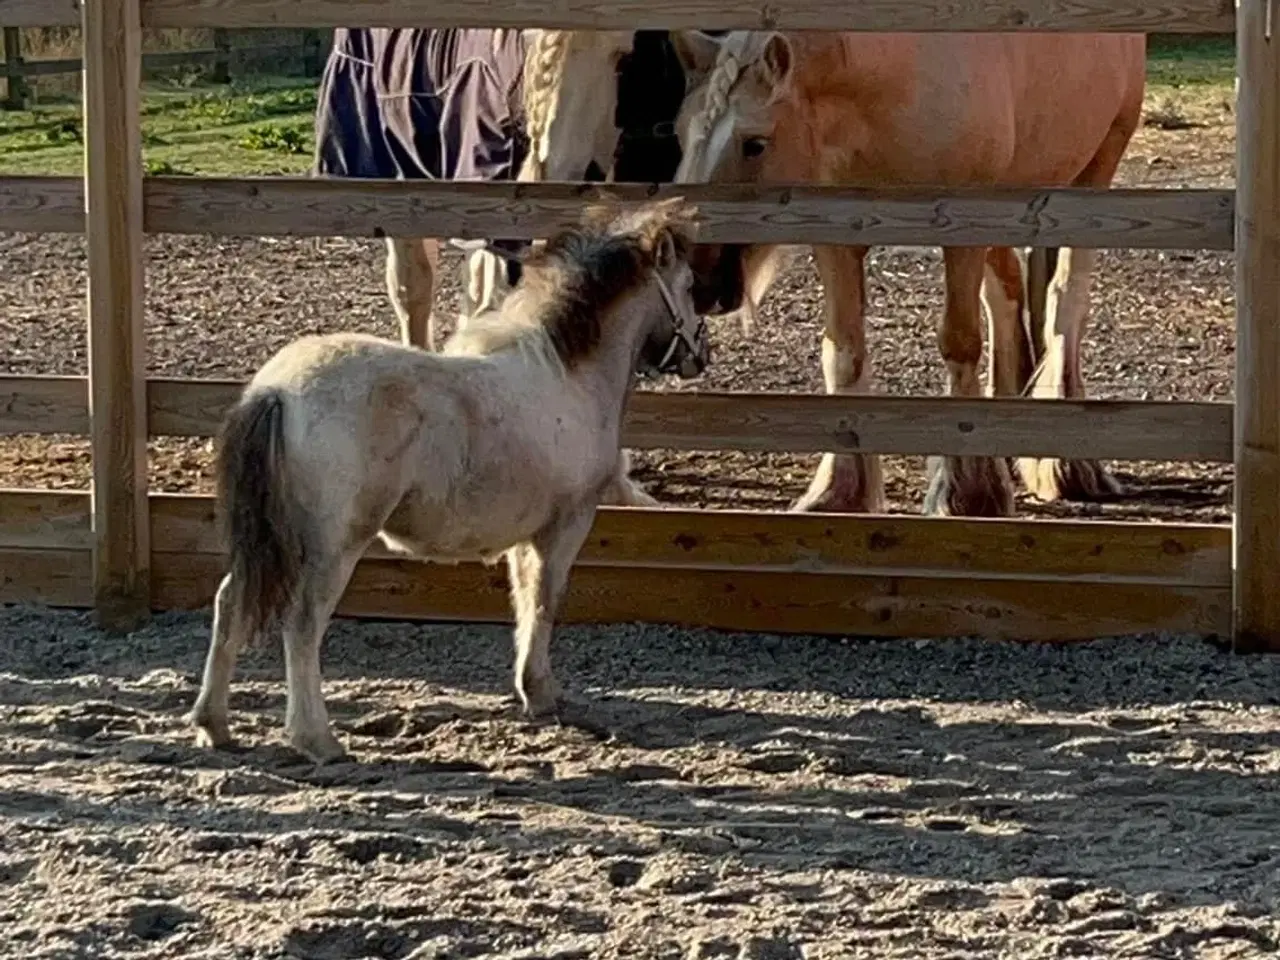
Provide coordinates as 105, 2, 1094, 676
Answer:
599, 449, 660, 507
506, 504, 597, 716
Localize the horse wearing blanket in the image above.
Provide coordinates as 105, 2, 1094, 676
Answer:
189, 199, 709, 763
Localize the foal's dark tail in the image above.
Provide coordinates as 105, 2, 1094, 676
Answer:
216, 388, 306, 643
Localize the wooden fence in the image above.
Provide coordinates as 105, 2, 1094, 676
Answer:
0, 0, 1274, 652
1, 26, 324, 108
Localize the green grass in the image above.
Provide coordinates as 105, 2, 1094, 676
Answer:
0, 75, 318, 176
0, 40, 1237, 178
1146, 34, 1235, 91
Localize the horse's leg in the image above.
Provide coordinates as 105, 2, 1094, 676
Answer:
281, 545, 365, 763
189, 572, 249, 749
983, 246, 1037, 398
925, 246, 1015, 517
385, 236, 440, 351
599, 450, 659, 507
793, 244, 884, 513
1018, 109, 1135, 501
507, 504, 597, 716
1016, 246, 1122, 500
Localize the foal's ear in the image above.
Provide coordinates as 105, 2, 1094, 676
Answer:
756, 32, 793, 97
652, 228, 680, 270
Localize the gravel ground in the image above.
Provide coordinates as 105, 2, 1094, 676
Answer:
0, 92, 1237, 520
2, 606, 1279, 958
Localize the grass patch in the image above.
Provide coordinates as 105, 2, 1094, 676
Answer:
1146, 35, 1235, 90
0, 75, 317, 176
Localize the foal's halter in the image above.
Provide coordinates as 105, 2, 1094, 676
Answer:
652, 270, 707, 372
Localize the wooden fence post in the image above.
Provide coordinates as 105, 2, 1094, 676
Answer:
83, 0, 150, 630
3, 27, 28, 111
212, 28, 231, 84
1234, 0, 1280, 653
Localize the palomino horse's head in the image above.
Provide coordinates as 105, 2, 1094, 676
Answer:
519, 29, 635, 183
671, 30, 796, 319
516, 197, 709, 379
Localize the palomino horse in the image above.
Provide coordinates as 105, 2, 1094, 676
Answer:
189, 199, 709, 763
670, 30, 1145, 516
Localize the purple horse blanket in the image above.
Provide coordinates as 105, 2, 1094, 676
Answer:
314, 28, 528, 183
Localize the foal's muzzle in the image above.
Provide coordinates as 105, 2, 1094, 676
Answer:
645, 272, 711, 380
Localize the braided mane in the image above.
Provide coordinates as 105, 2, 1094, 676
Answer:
521, 30, 570, 178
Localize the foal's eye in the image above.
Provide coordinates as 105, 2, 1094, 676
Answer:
742, 137, 767, 159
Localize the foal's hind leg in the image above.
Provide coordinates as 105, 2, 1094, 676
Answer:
189, 573, 249, 749
507, 504, 598, 716
281, 547, 365, 763
599, 450, 659, 507
924, 247, 1014, 517
385, 237, 441, 350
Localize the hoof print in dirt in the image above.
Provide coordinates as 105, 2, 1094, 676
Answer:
634, 852, 714, 895
604, 857, 646, 888
125, 901, 199, 941
739, 936, 805, 960
738, 751, 808, 774
348, 710, 406, 739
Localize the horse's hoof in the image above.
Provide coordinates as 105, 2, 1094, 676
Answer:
790, 487, 884, 514
923, 456, 1015, 518
518, 673, 563, 718
188, 708, 234, 750
287, 728, 349, 765
1018, 456, 1124, 502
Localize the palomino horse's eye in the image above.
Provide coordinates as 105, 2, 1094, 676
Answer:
742, 137, 767, 159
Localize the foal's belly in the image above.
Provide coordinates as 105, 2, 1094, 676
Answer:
377, 485, 552, 563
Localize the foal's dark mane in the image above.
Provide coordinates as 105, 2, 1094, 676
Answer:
520, 201, 697, 366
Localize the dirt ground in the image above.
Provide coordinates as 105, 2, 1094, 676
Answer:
2, 605, 1279, 959
0, 85, 1238, 520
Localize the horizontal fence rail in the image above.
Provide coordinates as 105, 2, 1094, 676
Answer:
0, 490, 1232, 639
0, 177, 1237, 250
0, 375, 1235, 462
0, 0, 1237, 33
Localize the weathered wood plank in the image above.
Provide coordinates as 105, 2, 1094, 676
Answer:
0, 0, 81, 29
0, 547, 93, 607
149, 493, 1231, 586
0, 176, 1237, 251
0, 489, 1232, 587
0, 375, 1236, 462
0, 376, 86, 434
83, 0, 151, 629
1, 177, 85, 234
0, 490, 92, 549
136, 0, 1234, 33
0, 542, 1227, 639
147, 378, 1234, 462
1233, 1, 1280, 653
150, 550, 1229, 641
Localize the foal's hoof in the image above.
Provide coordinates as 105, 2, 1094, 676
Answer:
287, 728, 349, 765
518, 674, 564, 719
188, 709, 234, 751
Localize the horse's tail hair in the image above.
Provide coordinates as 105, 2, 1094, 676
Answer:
216, 388, 305, 644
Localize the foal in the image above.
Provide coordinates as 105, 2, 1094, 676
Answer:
190, 199, 709, 763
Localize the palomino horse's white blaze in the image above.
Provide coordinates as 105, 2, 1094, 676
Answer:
188, 200, 709, 764
670, 29, 1143, 517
